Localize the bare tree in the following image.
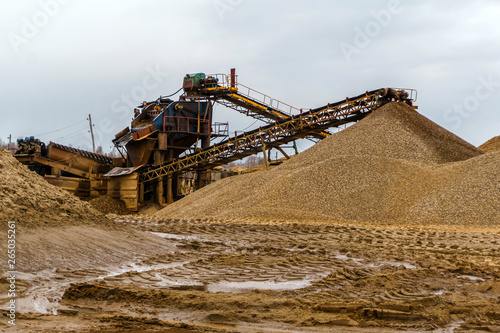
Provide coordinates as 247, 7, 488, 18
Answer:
224, 154, 265, 169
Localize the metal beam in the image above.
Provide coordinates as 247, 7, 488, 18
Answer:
32, 156, 89, 178
275, 146, 290, 159
139, 88, 407, 183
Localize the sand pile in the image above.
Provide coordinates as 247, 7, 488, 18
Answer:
479, 135, 500, 153
0, 149, 171, 272
156, 103, 499, 227
90, 195, 129, 215
408, 151, 499, 225
0, 148, 103, 229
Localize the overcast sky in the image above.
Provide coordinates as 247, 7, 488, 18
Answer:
1, 0, 499, 153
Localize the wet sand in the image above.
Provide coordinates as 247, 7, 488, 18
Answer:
2, 218, 498, 332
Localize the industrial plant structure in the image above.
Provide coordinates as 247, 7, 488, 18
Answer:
14, 69, 416, 210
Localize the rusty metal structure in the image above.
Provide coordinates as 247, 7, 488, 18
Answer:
14, 139, 115, 199
138, 86, 416, 183
15, 69, 417, 211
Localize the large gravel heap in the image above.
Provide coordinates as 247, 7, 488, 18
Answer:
156, 102, 499, 227
479, 135, 500, 153
0, 148, 103, 229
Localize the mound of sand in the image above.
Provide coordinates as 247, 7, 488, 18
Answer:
156, 103, 499, 227
408, 151, 499, 225
0, 149, 170, 272
0, 149, 103, 229
479, 135, 500, 153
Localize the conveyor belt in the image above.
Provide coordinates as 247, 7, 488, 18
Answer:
188, 80, 299, 124
216, 91, 291, 123
139, 87, 412, 183
50, 142, 113, 165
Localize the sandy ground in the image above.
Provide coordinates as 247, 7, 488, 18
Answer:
1, 217, 498, 332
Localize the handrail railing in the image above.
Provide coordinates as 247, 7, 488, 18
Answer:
235, 82, 300, 117
395, 88, 417, 102
200, 73, 300, 117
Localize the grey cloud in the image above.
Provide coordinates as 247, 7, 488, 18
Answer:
1, 0, 499, 150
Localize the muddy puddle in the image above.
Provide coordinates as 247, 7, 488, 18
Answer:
5, 259, 191, 315
7, 225, 418, 316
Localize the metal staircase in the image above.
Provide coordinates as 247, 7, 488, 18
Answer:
217, 83, 299, 123
183, 73, 299, 123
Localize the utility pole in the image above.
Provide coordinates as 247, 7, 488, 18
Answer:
8, 134, 12, 151
88, 114, 95, 153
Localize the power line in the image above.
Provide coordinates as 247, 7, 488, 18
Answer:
239, 119, 259, 132
52, 127, 89, 142
34, 119, 87, 137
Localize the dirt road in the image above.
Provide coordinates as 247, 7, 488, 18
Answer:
2, 217, 498, 332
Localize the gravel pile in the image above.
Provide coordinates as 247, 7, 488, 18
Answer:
89, 196, 129, 215
279, 102, 481, 170
0, 149, 104, 230
479, 135, 500, 153
156, 103, 498, 227
408, 151, 499, 225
